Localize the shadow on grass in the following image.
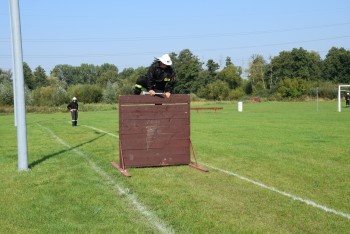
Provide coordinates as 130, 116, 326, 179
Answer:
29, 132, 107, 169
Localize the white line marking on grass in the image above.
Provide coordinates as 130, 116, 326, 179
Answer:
79, 123, 350, 220
38, 124, 173, 234
80, 124, 119, 138
202, 162, 350, 220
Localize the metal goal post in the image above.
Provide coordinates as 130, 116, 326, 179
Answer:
338, 85, 350, 112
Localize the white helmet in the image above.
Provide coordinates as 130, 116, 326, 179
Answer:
157, 54, 172, 66
72, 97, 77, 101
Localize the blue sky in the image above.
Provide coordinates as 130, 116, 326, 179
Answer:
1, 0, 350, 74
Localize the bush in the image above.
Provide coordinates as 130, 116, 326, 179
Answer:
275, 78, 309, 98
0, 80, 13, 105
32, 84, 67, 106
197, 80, 230, 100
228, 87, 246, 100
103, 81, 119, 104
68, 84, 103, 103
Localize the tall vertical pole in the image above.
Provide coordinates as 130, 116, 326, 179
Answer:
9, 7, 17, 127
316, 87, 319, 112
338, 85, 341, 112
9, 0, 28, 170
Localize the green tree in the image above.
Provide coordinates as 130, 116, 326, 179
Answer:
118, 68, 135, 80
197, 80, 230, 100
97, 63, 118, 76
195, 70, 214, 92
217, 64, 242, 89
206, 59, 220, 77
33, 65, 48, 89
270, 48, 322, 82
77, 64, 98, 84
68, 84, 103, 103
0, 68, 12, 83
103, 81, 119, 104
275, 77, 309, 99
0, 79, 13, 105
31, 84, 67, 106
322, 47, 350, 83
97, 70, 118, 87
225, 56, 233, 67
23, 62, 34, 89
173, 49, 203, 94
247, 54, 267, 93
51, 64, 77, 85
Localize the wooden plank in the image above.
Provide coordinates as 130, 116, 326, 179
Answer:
121, 137, 190, 150
119, 119, 190, 134
120, 104, 189, 113
119, 118, 190, 133
122, 148, 190, 167
118, 94, 191, 169
120, 111, 189, 121
119, 94, 190, 105
120, 124, 190, 135
120, 104, 189, 121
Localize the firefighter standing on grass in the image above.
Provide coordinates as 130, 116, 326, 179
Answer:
346, 92, 350, 107
133, 54, 176, 98
67, 97, 79, 126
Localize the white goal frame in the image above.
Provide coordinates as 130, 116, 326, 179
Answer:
338, 85, 350, 112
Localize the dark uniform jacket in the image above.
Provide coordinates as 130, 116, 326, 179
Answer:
146, 61, 176, 93
67, 101, 78, 111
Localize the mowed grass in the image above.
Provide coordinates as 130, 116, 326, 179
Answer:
0, 101, 350, 233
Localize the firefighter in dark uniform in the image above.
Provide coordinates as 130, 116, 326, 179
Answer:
133, 54, 176, 98
67, 97, 79, 126
346, 92, 350, 107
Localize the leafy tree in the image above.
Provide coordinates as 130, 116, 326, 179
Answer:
78, 63, 98, 84
206, 59, 220, 76
23, 62, 34, 89
322, 47, 350, 83
51, 64, 77, 85
270, 48, 322, 83
197, 80, 230, 100
103, 81, 119, 104
33, 65, 48, 89
275, 77, 309, 99
225, 56, 233, 67
97, 70, 118, 87
118, 67, 135, 80
118, 67, 147, 85
0, 68, 12, 83
173, 49, 203, 94
217, 64, 242, 89
68, 84, 103, 103
97, 63, 118, 76
247, 54, 267, 92
31, 84, 67, 106
96, 63, 119, 87
0, 79, 13, 105
191, 70, 213, 94
229, 86, 246, 100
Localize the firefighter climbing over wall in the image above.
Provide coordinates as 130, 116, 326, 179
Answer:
133, 54, 176, 98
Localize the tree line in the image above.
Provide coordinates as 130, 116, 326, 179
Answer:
1, 47, 350, 106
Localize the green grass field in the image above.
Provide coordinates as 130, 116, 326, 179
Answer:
1, 101, 350, 233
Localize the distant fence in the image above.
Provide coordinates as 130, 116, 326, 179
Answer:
191, 107, 223, 112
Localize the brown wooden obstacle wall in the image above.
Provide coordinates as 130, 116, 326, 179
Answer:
118, 94, 190, 168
